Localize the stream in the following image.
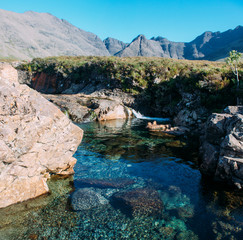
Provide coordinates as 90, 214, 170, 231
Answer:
0, 119, 242, 240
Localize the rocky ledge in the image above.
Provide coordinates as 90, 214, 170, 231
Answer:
200, 106, 243, 188
0, 63, 83, 208
42, 93, 133, 122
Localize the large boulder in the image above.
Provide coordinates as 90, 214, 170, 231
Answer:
42, 94, 133, 122
0, 63, 83, 208
200, 106, 243, 188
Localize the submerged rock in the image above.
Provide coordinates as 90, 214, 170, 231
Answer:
0, 63, 83, 208
111, 188, 163, 217
75, 178, 135, 189
200, 106, 243, 188
146, 121, 190, 136
70, 188, 109, 210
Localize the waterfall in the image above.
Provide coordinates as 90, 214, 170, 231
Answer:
131, 109, 170, 122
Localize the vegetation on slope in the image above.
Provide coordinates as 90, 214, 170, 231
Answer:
19, 56, 243, 114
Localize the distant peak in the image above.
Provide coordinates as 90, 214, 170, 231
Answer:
104, 37, 119, 42
132, 34, 147, 42
235, 25, 243, 30
152, 36, 167, 41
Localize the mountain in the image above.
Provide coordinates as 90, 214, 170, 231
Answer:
184, 26, 243, 60
0, 9, 242, 61
103, 37, 128, 55
115, 35, 164, 57
0, 9, 110, 60
116, 26, 243, 60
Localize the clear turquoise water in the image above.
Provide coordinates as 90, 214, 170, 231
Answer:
72, 119, 243, 240
0, 119, 242, 240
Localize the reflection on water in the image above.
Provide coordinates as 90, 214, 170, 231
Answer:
0, 119, 242, 240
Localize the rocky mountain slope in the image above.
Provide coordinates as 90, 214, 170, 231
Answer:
103, 37, 128, 55
116, 26, 243, 60
0, 9, 110, 60
0, 8, 242, 60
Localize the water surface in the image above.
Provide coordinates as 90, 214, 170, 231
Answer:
0, 119, 242, 240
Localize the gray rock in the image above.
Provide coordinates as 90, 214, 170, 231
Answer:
0, 63, 83, 208
71, 188, 109, 210
200, 106, 243, 188
200, 142, 220, 175
42, 93, 133, 122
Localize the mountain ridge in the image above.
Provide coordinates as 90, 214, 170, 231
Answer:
0, 9, 110, 60
0, 9, 242, 61
114, 26, 243, 60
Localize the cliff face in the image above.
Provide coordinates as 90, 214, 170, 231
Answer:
0, 63, 83, 208
200, 106, 243, 188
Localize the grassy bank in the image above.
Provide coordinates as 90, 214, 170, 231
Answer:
18, 56, 243, 114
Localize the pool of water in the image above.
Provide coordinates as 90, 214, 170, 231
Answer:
0, 119, 242, 240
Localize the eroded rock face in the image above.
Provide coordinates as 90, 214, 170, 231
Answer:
0, 63, 83, 208
200, 106, 243, 188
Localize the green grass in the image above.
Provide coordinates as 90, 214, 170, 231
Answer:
18, 56, 242, 112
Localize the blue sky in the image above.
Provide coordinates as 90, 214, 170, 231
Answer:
1, 0, 242, 43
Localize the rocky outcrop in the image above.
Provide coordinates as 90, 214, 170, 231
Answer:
0, 63, 83, 208
172, 92, 208, 127
43, 94, 133, 122
200, 106, 243, 188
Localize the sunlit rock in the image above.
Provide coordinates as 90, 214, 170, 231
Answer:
0, 63, 83, 208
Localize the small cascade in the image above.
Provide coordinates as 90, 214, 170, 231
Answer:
131, 109, 170, 122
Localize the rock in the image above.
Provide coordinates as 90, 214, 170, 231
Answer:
224, 106, 243, 115
94, 99, 131, 121
205, 113, 230, 145
111, 188, 163, 217
43, 94, 133, 122
75, 178, 135, 189
200, 142, 220, 176
70, 188, 109, 211
0, 63, 83, 208
200, 106, 243, 188
147, 121, 189, 136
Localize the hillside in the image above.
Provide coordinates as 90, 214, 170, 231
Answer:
0, 9, 110, 60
